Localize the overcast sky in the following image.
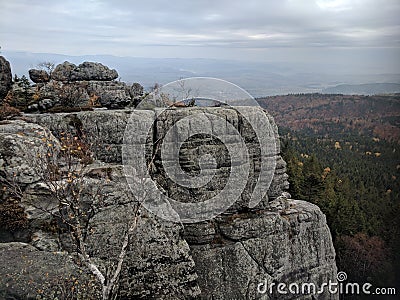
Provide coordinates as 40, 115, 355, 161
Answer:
1, 0, 399, 73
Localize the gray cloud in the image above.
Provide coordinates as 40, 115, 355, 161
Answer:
0, 0, 399, 72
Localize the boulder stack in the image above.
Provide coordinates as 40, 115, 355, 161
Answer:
28, 61, 143, 110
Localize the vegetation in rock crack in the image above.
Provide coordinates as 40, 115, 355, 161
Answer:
1, 130, 143, 300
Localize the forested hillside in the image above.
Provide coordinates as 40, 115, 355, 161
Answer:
258, 94, 400, 296
258, 93, 400, 142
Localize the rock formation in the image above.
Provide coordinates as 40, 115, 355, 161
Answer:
27, 61, 143, 110
0, 56, 12, 101
0, 107, 338, 299
0, 119, 200, 299
51, 61, 118, 82
28, 69, 50, 83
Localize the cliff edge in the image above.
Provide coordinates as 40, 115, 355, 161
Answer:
0, 107, 337, 299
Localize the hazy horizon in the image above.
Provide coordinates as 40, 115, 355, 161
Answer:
2, 0, 400, 96
3, 49, 399, 97
1, 0, 400, 75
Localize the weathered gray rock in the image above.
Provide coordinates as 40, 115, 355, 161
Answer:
52, 61, 118, 82
38, 98, 55, 110
0, 242, 101, 299
51, 61, 76, 82
0, 56, 12, 101
38, 81, 90, 108
0, 120, 55, 185
0, 121, 61, 245
0, 109, 338, 300
83, 192, 201, 299
31, 79, 133, 110
8, 78, 36, 108
30, 107, 289, 203
186, 199, 337, 299
86, 80, 132, 108
75, 61, 119, 81
129, 82, 144, 98
26, 61, 138, 109
150, 107, 285, 211
30, 110, 131, 162
29, 69, 50, 83
33, 81, 59, 102
128, 83, 145, 108
0, 120, 201, 299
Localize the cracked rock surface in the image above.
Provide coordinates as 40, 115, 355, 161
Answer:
1, 107, 337, 299
186, 200, 337, 299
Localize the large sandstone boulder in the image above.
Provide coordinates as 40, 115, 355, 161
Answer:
0, 56, 12, 101
28, 69, 50, 83
86, 80, 132, 108
50, 61, 75, 82
52, 61, 118, 82
74, 61, 119, 81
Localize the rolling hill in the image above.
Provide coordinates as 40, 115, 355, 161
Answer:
257, 93, 400, 142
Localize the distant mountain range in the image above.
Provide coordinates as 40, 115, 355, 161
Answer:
2, 50, 400, 97
322, 83, 400, 95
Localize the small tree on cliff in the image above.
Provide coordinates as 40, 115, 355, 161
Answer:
37, 61, 55, 77
40, 133, 144, 300
3, 129, 143, 300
